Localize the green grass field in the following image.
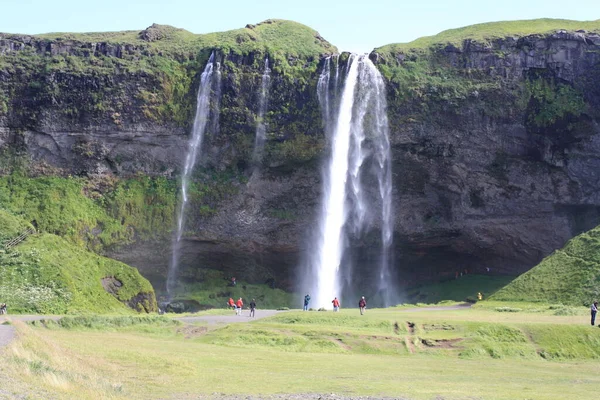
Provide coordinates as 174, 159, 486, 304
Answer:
2, 305, 599, 399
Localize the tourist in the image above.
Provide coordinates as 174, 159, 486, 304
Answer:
303, 294, 311, 311
236, 297, 244, 315
249, 299, 256, 318
591, 301, 598, 326
0, 303, 6, 315
358, 296, 366, 315
228, 297, 235, 312
332, 297, 340, 312
231, 277, 237, 287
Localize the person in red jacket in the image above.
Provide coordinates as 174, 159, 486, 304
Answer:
332, 297, 340, 312
228, 297, 235, 313
236, 297, 244, 315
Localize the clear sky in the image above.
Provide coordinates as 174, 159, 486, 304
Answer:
1, 0, 598, 53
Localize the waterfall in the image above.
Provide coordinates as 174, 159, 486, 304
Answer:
317, 56, 331, 135
309, 54, 394, 308
253, 57, 271, 161
362, 59, 394, 307
312, 54, 359, 308
167, 53, 220, 297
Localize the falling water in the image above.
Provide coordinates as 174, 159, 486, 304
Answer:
167, 53, 220, 297
362, 59, 394, 307
310, 54, 394, 308
317, 56, 332, 135
253, 57, 271, 161
312, 54, 359, 307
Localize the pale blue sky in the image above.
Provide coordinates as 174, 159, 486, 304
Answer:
1, 0, 598, 53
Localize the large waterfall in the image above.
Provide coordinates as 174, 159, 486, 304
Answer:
253, 57, 271, 161
167, 53, 221, 297
309, 54, 394, 308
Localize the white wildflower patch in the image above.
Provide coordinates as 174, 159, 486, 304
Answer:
0, 282, 72, 313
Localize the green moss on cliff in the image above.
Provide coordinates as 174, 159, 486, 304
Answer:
491, 225, 600, 305
525, 75, 586, 128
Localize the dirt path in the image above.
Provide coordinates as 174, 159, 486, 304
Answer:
0, 315, 60, 349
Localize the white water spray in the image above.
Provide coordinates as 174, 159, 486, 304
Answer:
309, 54, 394, 308
253, 57, 271, 161
167, 53, 220, 297
312, 54, 359, 307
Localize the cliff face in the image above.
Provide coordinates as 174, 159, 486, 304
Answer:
376, 30, 600, 283
1, 21, 600, 291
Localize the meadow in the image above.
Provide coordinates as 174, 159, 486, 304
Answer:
1, 303, 599, 400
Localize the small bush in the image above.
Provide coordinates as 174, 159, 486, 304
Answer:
494, 307, 522, 313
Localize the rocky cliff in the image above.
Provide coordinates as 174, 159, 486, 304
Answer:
1, 19, 600, 293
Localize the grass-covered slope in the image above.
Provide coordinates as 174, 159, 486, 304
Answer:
32, 19, 336, 58
0, 211, 157, 314
0, 208, 33, 243
377, 18, 600, 52
491, 225, 600, 305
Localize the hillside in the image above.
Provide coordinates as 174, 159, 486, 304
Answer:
376, 18, 600, 52
0, 209, 157, 313
491, 225, 600, 305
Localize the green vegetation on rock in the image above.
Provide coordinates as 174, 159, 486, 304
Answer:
491, 225, 600, 305
0, 212, 156, 313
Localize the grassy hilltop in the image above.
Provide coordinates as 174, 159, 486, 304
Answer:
377, 18, 600, 53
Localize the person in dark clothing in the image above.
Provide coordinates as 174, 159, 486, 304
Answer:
303, 294, 311, 311
592, 301, 598, 326
249, 299, 256, 318
358, 296, 366, 315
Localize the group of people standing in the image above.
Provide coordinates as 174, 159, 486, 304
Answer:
302, 295, 367, 314
228, 297, 256, 317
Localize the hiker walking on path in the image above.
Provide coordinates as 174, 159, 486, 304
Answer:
303, 294, 311, 311
0, 303, 6, 315
332, 297, 340, 312
358, 296, 366, 315
236, 297, 244, 315
228, 297, 235, 312
592, 301, 598, 326
249, 299, 256, 318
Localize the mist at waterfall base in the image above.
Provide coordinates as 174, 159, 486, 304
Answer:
302, 54, 398, 309
166, 53, 221, 298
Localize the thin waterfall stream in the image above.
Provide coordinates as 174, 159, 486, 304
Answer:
166, 53, 220, 298
253, 57, 271, 162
